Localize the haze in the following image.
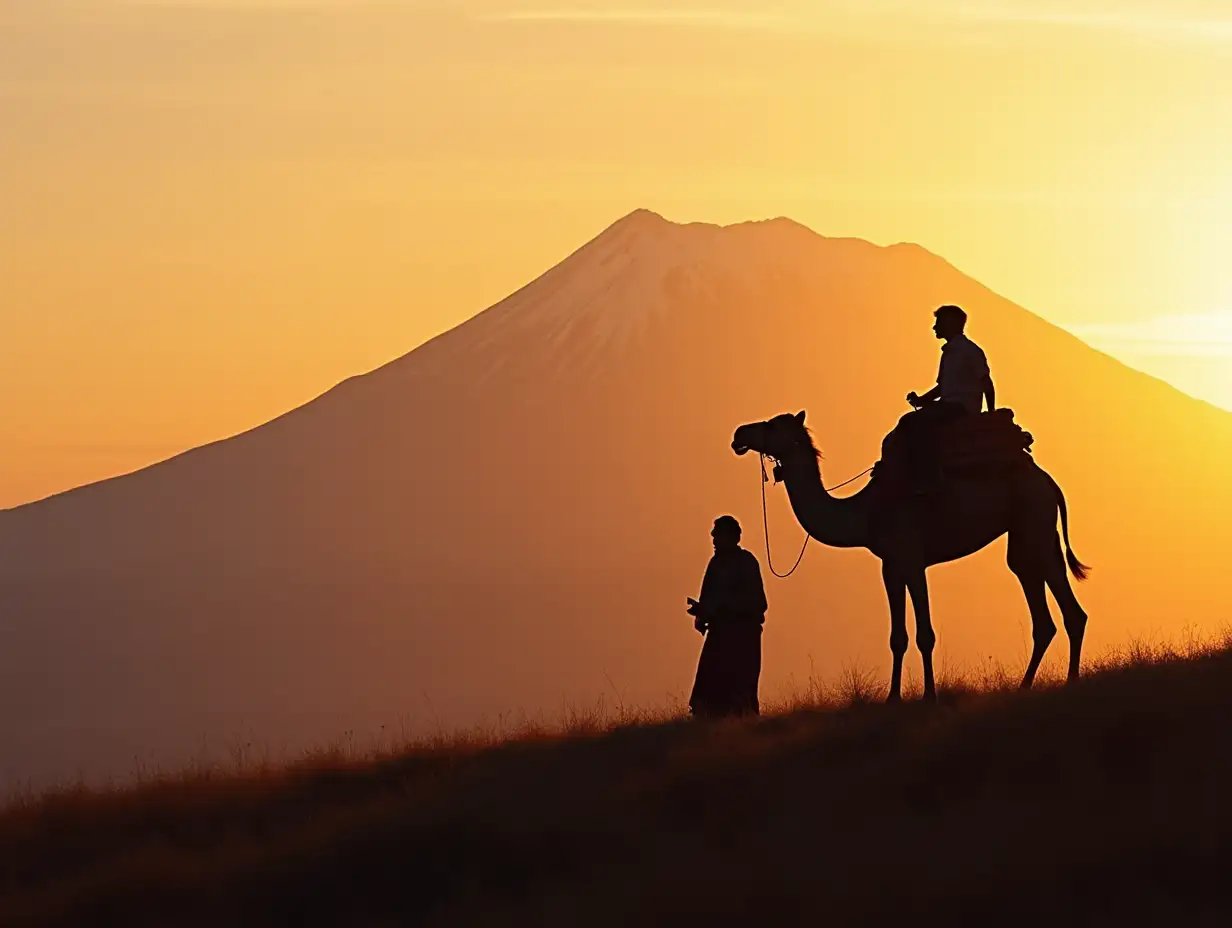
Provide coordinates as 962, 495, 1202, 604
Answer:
4, 0, 1232, 509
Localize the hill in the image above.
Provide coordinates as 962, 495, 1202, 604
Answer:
2, 209, 1232, 788
2, 643, 1231, 926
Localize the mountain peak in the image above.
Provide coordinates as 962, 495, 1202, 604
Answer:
473, 210, 893, 362
615, 207, 668, 227
597, 209, 676, 241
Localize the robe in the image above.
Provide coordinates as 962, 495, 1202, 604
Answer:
689, 546, 768, 718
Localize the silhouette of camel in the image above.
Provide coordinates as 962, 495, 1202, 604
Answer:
732, 411, 1090, 702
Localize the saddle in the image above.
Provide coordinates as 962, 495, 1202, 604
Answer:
934, 407, 1034, 468
875, 407, 1034, 493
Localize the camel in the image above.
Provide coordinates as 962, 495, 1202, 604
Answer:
731, 411, 1089, 702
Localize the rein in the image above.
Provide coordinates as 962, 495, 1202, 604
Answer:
757, 452, 874, 580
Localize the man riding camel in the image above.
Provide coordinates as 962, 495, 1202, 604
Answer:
902, 304, 995, 493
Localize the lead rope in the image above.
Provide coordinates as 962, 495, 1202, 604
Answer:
758, 453, 874, 580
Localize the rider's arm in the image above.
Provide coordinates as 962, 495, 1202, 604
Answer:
972, 347, 993, 411
917, 385, 941, 404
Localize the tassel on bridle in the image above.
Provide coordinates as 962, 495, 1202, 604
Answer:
759, 454, 785, 486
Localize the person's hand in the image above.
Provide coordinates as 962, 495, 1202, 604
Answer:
693, 616, 708, 635
686, 597, 700, 617
906, 391, 922, 409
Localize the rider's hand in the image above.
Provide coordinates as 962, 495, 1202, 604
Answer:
906, 391, 921, 408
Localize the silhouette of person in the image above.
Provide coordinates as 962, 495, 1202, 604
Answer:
687, 516, 768, 718
901, 305, 996, 492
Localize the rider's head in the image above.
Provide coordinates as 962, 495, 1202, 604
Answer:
711, 515, 742, 552
933, 304, 967, 340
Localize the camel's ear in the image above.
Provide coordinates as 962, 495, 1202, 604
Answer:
795, 411, 806, 425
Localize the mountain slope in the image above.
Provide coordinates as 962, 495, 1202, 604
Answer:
2, 210, 1231, 787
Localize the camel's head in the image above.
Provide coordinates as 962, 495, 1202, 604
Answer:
731, 411, 813, 462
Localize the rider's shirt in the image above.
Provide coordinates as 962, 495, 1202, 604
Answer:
937, 333, 990, 414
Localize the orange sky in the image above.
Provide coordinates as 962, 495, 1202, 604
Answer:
4, 0, 1232, 508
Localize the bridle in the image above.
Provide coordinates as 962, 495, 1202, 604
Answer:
759, 453, 809, 578
757, 449, 874, 580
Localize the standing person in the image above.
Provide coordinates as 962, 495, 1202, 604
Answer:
687, 516, 768, 718
902, 304, 996, 493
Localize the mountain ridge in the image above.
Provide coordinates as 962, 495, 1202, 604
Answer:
3, 210, 928, 512
10, 208, 1222, 514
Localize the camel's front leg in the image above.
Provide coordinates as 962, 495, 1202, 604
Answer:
883, 563, 907, 702
905, 571, 937, 701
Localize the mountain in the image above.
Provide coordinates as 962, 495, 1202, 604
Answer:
3, 210, 1231, 787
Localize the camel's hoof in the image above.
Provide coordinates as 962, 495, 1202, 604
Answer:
886, 693, 902, 705
921, 689, 938, 704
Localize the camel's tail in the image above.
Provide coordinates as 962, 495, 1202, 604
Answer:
1049, 473, 1091, 582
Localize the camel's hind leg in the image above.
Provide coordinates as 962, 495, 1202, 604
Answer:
1015, 573, 1056, 689
1046, 558, 1088, 682
1009, 529, 1056, 689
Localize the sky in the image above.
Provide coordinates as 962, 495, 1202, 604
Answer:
4, 0, 1232, 507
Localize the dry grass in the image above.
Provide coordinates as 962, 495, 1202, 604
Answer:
4, 631, 1232, 926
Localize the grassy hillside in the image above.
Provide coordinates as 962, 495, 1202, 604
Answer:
3, 642, 1232, 927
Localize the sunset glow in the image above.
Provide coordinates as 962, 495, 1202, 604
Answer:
8, 1, 1232, 817
5, 0, 1232, 506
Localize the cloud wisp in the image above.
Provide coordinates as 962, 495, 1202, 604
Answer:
1071, 312, 1232, 358
480, 3, 1232, 44
951, 4, 1232, 43
114, 0, 382, 8
475, 8, 794, 30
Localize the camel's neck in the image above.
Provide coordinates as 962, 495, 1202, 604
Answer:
776, 449, 872, 550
